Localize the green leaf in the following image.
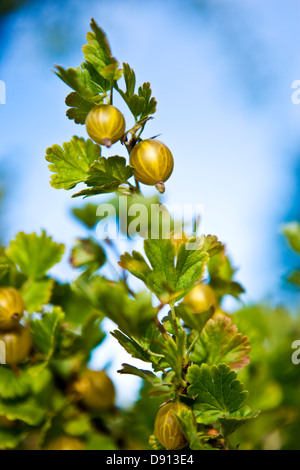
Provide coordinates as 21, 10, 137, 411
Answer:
122, 94, 145, 120
79, 313, 105, 352
219, 407, 260, 436
63, 414, 92, 436
208, 250, 245, 300
123, 63, 136, 96
0, 247, 26, 287
70, 238, 106, 274
55, 62, 107, 123
0, 264, 9, 281
6, 231, 65, 279
0, 367, 30, 400
85, 156, 133, 188
162, 329, 187, 380
83, 19, 119, 77
174, 407, 204, 450
26, 365, 53, 396
112, 325, 167, 374
100, 63, 123, 82
0, 398, 45, 426
137, 82, 157, 119
187, 363, 248, 425
119, 236, 221, 302
72, 184, 119, 198
21, 278, 54, 312
72, 203, 100, 229
117, 80, 157, 121
282, 222, 300, 254
176, 304, 214, 332
199, 235, 224, 257
190, 315, 251, 370
175, 240, 210, 293
54, 65, 103, 101
50, 282, 96, 325
111, 330, 154, 363
118, 363, 160, 384
108, 194, 163, 238
119, 250, 160, 301
86, 432, 117, 450
65, 92, 95, 124
149, 434, 165, 450
31, 307, 65, 363
0, 428, 26, 450
77, 276, 157, 337
72, 156, 134, 198
46, 136, 100, 190
0, 365, 52, 402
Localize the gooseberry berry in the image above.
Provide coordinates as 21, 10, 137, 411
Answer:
183, 283, 216, 314
71, 369, 115, 411
0, 324, 32, 365
154, 402, 195, 450
129, 139, 174, 193
85, 104, 125, 147
0, 287, 25, 331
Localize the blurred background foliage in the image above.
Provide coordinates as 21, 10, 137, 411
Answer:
0, 0, 299, 449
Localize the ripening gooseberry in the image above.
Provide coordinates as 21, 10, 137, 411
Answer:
183, 283, 216, 314
85, 104, 125, 147
46, 436, 85, 451
71, 369, 116, 411
0, 287, 25, 331
0, 324, 32, 365
129, 139, 174, 193
155, 402, 196, 450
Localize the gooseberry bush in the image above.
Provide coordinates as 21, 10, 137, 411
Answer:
0, 20, 261, 450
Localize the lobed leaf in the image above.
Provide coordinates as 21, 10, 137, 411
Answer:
70, 237, 106, 274
120, 236, 222, 302
0, 398, 45, 426
85, 156, 134, 188
72, 202, 100, 229
190, 315, 251, 370
46, 136, 100, 190
6, 231, 64, 279
219, 407, 260, 436
118, 363, 160, 384
21, 278, 54, 312
31, 306, 65, 364
187, 363, 248, 425
65, 92, 95, 124
174, 407, 204, 450
77, 276, 157, 337
83, 19, 120, 77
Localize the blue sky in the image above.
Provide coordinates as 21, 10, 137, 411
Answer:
0, 0, 300, 404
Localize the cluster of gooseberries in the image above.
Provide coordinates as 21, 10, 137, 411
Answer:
0, 288, 32, 433
0, 286, 117, 450
85, 104, 174, 194
47, 369, 116, 450
0, 287, 32, 366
